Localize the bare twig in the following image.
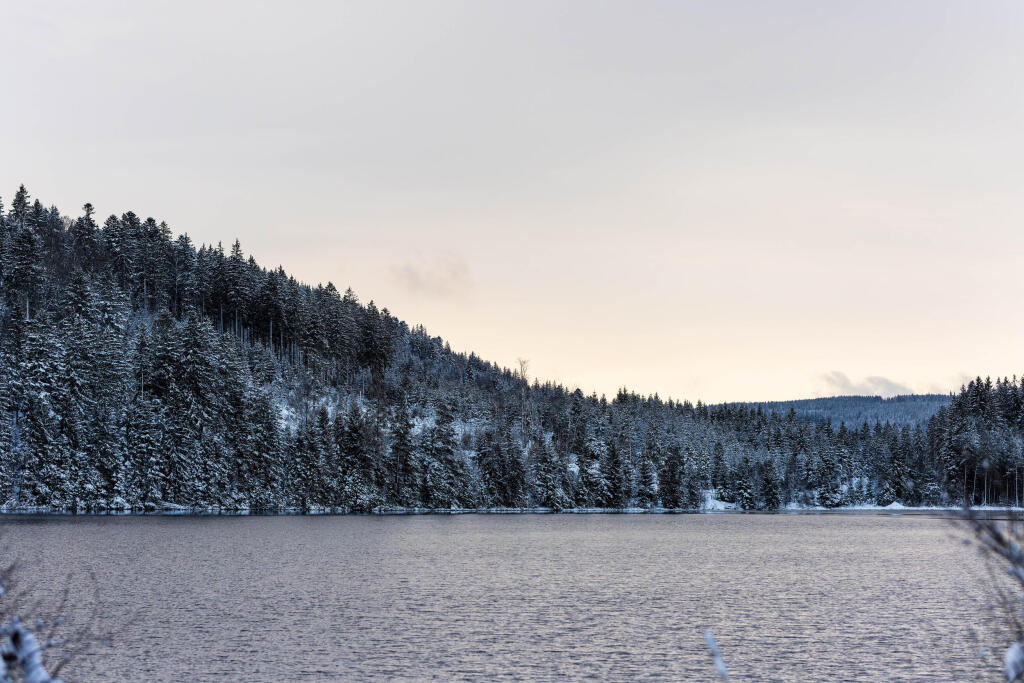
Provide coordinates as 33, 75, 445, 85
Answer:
962, 509, 1024, 682
705, 629, 729, 679
0, 535, 116, 682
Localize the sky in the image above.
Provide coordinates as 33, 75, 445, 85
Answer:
2, 1, 1023, 403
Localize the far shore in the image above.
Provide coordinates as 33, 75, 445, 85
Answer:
0, 503, 1016, 517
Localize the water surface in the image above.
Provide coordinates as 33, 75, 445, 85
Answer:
0, 514, 1004, 681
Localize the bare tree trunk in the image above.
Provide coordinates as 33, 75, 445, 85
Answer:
972, 465, 978, 506
964, 464, 969, 507
518, 358, 529, 455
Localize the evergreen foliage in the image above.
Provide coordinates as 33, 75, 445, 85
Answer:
0, 188, 1020, 511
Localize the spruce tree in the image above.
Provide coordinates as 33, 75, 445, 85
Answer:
389, 397, 418, 506
532, 440, 569, 511
637, 455, 657, 508
759, 462, 782, 510
602, 442, 629, 509
658, 445, 684, 509
735, 457, 757, 510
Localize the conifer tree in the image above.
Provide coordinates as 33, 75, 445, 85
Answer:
637, 455, 657, 508
711, 441, 727, 492
245, 389, 282, 509
735, 457, 757, 510
532, 440, 569, 511
759, 461, 782, 510
658, 445, 684, 509
388, 396, 418, 506
602, 442, 630, 508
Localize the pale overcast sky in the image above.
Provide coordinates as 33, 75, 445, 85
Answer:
3, 1, 1023, 402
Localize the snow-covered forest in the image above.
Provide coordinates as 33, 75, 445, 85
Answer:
1, 185, 1022, 512
735, 395, 952, 428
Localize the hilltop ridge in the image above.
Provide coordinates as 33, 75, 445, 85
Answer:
0, 185, 1019, 511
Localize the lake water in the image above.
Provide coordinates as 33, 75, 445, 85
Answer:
0, 513, 1006, 681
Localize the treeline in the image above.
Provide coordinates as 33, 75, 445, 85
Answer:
0, 186, 1021, 511
737, 394, 952, 428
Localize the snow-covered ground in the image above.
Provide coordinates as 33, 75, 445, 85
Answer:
2, 501, 1019, 515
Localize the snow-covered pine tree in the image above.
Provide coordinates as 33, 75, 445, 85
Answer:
658, 445, 684, 509
759, 461, 782, 510
532, 439, 570, 511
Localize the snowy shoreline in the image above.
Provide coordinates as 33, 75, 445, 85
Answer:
0, 503, 1018, 516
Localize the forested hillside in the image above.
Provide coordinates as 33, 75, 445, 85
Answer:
1, 185, 1022, 511
735, 395, 952, 428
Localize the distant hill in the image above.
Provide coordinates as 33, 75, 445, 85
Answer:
3, 185, 1017, 511
732, 394, 952, 427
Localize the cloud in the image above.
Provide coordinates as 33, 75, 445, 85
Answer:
820, 371, 913, 398
392, 255, 474, 299
923, 373, 974, 395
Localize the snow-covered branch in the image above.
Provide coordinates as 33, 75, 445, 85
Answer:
965, 510, 1024, 682
0, 617, 61, 683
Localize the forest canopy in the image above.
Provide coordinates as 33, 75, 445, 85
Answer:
0, 186, 1020, 512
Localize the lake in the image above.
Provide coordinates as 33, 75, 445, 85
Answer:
0, 513, 1005, 681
